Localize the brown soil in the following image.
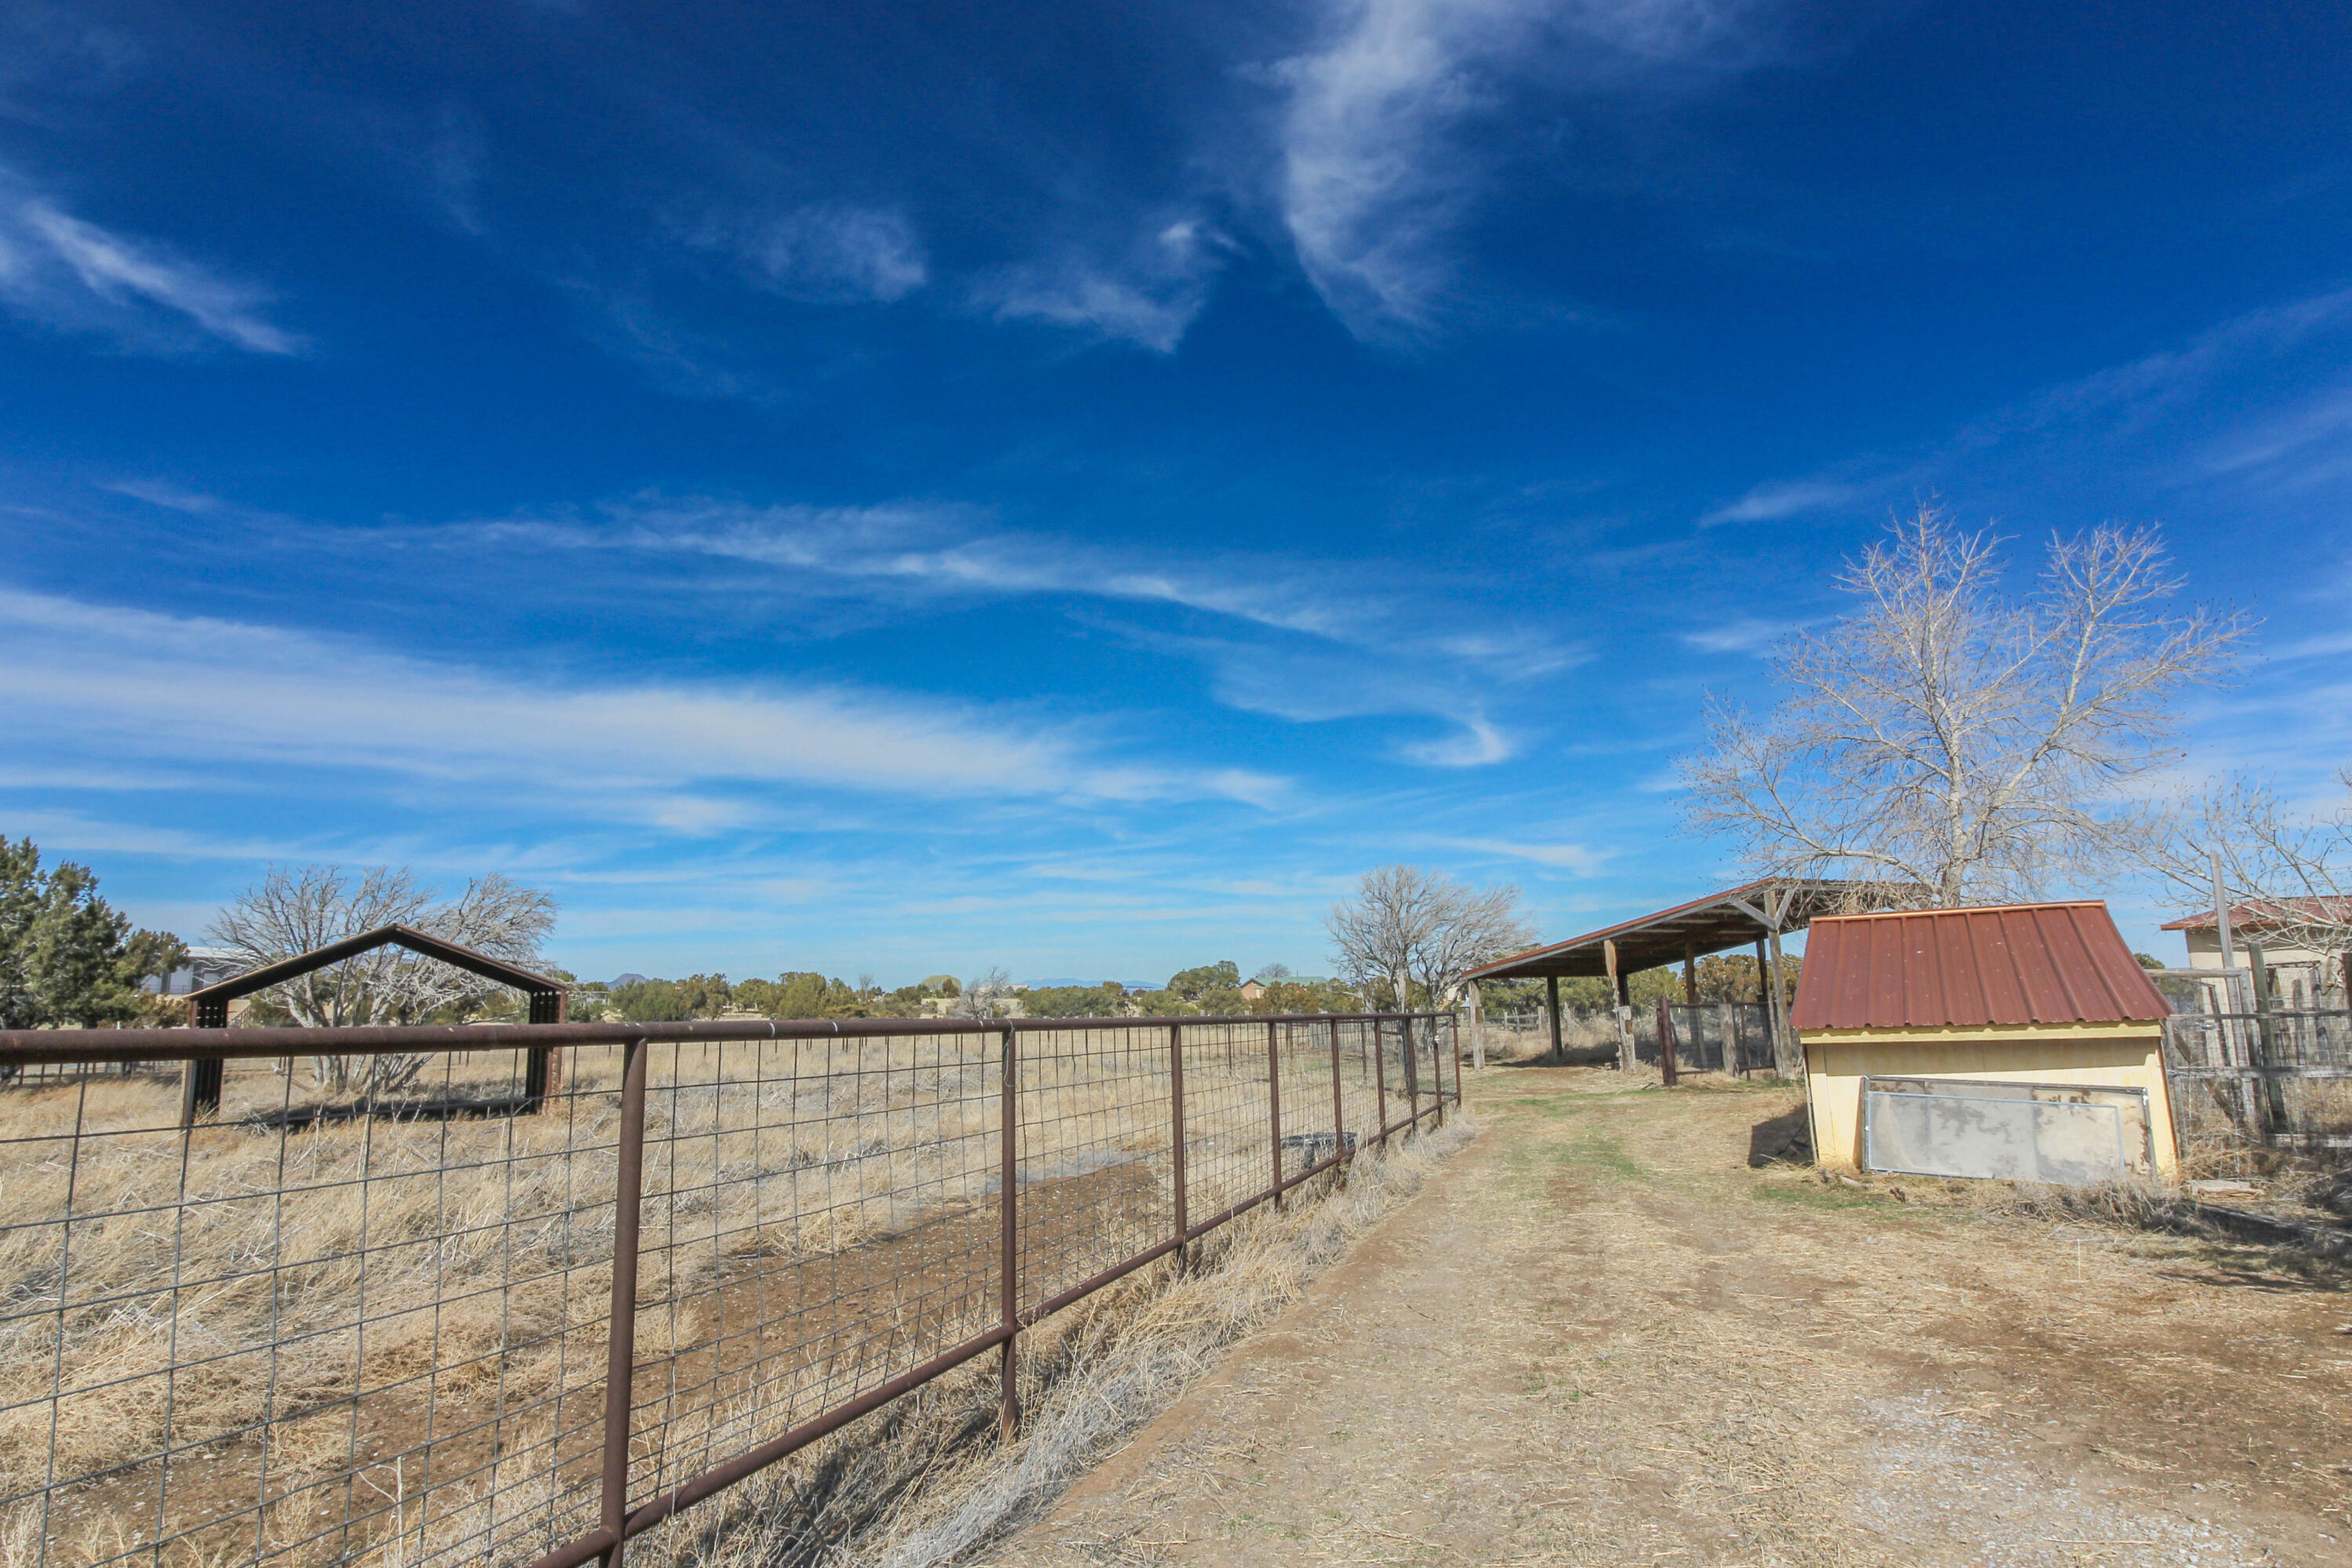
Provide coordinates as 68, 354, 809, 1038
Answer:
989, 1066, 2351, 1567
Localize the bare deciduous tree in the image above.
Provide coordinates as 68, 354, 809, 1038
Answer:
2136, 770, 2352, 993
1680, 505, 2251, 906
952, 965, 1020, 1020
1325, 866, 1535, 1012
209, 865, 557, 1094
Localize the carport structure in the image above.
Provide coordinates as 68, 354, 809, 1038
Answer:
1464, 877, 1889, 1073
180, 924, 568, 1123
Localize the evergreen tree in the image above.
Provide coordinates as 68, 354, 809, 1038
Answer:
0, 837, 187, 1028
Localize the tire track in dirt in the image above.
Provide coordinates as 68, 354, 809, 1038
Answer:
987, 1069, 2348, 1568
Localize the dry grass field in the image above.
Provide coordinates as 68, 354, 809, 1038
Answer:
0, 1023, 1447, 1568
1000, 1062, 2350, 1568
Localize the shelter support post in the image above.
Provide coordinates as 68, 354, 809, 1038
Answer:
1605, 938, 1632, 1072
1655, 996, 1679, 1087
1545, 975, 1563, 1064
1766, 929, 1795, 1077
1469, 979, 1485, 1072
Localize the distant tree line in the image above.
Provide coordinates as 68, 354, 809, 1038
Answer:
574, 960, 1366, 1022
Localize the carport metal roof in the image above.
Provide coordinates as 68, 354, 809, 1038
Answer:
1463, 877, 1893, 982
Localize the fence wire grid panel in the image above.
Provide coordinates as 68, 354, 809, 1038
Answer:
0, 1014, 1457, 1568
2163, 1009, 2352, 1152
1495, 1004, 1774, 1072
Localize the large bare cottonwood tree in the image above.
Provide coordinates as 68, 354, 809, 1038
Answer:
209, 865, 557, 1093
1325, 865, 1535, 1013
1680, 506, 2250, 906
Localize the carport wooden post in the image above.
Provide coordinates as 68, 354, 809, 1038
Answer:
1755, 937, 1781, 1077
1767, 929, 1796, 1077
1604, 939, 1632, 1072
1545, 976, 1563, 1065
1681, 943, 1701, 1071
1469, 979, 1485, 1072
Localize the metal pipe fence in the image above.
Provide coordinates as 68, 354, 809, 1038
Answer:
0, 1011, 1460, 1568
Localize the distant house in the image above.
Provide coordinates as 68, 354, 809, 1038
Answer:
143, 946, 249, 996
2161, 900, 2351, 1009
1239, 978, 1266, 1002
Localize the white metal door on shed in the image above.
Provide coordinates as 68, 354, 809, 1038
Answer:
1859, 1076, 2154, 1185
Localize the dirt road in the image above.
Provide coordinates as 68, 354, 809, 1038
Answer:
990, 1066, 2350, 1567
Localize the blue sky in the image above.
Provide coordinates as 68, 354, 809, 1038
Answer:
3, 0, 2349, 983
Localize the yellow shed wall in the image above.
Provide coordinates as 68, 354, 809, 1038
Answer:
1801, 1029, 2178, 1181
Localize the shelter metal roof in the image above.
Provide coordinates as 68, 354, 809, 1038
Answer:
1464, 877, 1886, 982
2159, 897, 2352, 931
1790, 901, 2169, 1032
187, 924, 565, 1006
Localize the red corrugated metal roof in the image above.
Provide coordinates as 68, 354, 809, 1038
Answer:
2159, 896, 2352, 931
1789, 901, 2170, 1032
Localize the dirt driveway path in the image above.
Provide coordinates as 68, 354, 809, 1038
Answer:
991, 1067, 2349, 1568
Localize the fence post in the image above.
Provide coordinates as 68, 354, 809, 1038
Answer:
1329, 1016, 1345, 1173
1371, 1018, 1388, 1147
1450, 1014, 1464, 1113
180, 996, 228, 1127
597, 1037, 651, 1568
1401, 1014, 1419, 1135
1169, 1022, 1187, 1266
1421, 1020, 1439, 1128
999, 1024, 1020, 1441
1267, 1020, 1284, 1210
1656, 998, 1679, 1087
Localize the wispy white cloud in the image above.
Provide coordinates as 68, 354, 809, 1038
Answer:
973, 219, 1224, 351
724, 202, 928, 303
1697, 477, 1859, 525
2193, 383, 2352, 495
485, 494, 1420, 647
455, 492, 1581, 766
100, 478, 224, 514
1401, 711, 1516, 765
1439, 836, 1602, 870
1679, 615, 1791, 653
0, 165, 303, 353
1276, 0, 1786, 339
0, 585, 1284, 816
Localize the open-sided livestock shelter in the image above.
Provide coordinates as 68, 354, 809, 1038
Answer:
1791, 902, 2180, 1183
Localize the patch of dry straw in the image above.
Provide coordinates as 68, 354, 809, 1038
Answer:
627, 1117, 1477, 1568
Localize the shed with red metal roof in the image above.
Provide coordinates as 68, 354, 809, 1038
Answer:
1791, 902, 2180, 1182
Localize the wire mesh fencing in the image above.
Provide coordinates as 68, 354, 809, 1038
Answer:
2163, 1009, 2352, 1157
0, 1011, 1459, 1568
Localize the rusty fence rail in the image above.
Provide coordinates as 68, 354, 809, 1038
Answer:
0, 1011, 1461, 1568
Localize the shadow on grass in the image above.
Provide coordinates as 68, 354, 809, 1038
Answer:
1488, 1045, 1621, 1070
1747, 1105, 1813, 1169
